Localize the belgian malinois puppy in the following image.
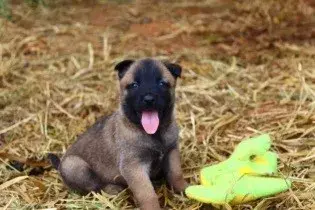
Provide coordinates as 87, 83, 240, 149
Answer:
48, 58, 187, 210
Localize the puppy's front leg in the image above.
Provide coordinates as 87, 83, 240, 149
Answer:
120, 158, 161, 210
164, 148, 188, 192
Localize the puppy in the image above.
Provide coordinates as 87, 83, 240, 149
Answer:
48, 58, 187, 210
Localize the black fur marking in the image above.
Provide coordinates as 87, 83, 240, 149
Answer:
48, 153, 61, 169
114, 60, 134, 79
122, 60, 173, 131
29, 167, 45, 176
7, 160, 24, 172
164, 62, 182, 78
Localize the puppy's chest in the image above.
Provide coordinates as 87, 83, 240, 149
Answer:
139, 136, 177, 178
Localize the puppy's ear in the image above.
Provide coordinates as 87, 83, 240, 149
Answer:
114, 60, 134, 79
164, 62, 182, 79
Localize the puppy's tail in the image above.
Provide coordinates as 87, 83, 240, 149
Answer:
47, 153, 61, 169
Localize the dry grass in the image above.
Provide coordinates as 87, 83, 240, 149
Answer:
1, 0, 315, 209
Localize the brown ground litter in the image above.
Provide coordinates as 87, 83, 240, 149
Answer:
0, 0, 315, 209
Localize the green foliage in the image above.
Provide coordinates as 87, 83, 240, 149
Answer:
0, 0, 46, 20
98, 0, 132, 3
0, 0, 12, 20
24, 0, 46, 8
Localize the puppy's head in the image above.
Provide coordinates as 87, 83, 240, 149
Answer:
115, 58, 181, 135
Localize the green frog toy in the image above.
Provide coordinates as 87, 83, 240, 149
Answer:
185, 134, 291, 205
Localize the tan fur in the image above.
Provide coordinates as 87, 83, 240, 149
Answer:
165, 149, 188, 192
119, 61, 142, 101
57, 58, 186, 210
120, 59, 176, 93
154, 60, 176, 87
119, 61, 142, 90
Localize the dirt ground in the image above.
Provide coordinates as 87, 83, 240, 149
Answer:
0, 0, 315, 209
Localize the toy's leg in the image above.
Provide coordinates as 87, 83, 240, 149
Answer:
59, 155, 104, 194
163, 148, 188, 192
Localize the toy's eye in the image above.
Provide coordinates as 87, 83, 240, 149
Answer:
158, 80, 169, 87
249, 155, 256, 161
128, 82, 139, 89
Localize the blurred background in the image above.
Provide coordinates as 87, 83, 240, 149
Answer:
0, 0, 315, 209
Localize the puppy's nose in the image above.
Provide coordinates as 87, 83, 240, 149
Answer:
143, 95, 155, 105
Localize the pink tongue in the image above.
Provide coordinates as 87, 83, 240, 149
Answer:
141, 111, 159, 134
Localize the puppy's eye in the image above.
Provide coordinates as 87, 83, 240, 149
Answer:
128, 82, 139, 89
158, 80, 169, 87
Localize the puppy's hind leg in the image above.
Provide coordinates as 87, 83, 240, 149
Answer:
103, 184, 125, 195
59, 155, 104, 194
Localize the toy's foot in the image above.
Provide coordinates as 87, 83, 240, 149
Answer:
185, 185, 234, 204
230, 175, 292, 204
186, 175, 291, 205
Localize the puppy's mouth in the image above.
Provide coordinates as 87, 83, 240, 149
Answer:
141, 110, 159, 134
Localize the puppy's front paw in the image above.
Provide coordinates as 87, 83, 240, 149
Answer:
140, 196, 162, 210
141, 204, 162, 210
171, 177, 189, 193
